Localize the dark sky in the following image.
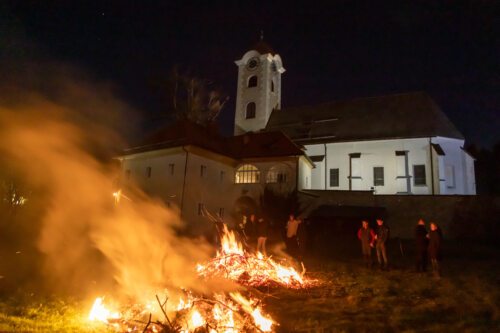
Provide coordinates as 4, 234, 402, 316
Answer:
2, 1, 499, 148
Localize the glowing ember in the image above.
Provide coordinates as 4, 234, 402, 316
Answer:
89, 292, 275, 333
197, 225, 314, 288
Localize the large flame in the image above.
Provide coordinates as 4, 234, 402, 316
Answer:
87, 224, 319, 332
197, 225, 313, 288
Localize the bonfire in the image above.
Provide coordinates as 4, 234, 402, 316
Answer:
197, 225, 312, 289
89, 223, 316, 332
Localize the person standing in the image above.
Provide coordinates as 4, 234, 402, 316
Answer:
357, 220, 375, 268
428, 222, 443, 278
286, 214, 301, 257
415, 219, 429, 272
375, 219, 390, 270
256, 217, 269, 256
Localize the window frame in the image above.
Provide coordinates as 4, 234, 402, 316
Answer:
330, 168, 339, 187
373, 166, 384, 186
146, 166, 152, 178
235, 164, 261, 184
247, 75, 258, 88
245, 102, 256, 119
413, 164, 427, 186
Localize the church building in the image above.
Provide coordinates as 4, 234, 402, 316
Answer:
117, 40, 476, 233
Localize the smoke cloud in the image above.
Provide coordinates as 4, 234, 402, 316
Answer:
0, 58, 219, 302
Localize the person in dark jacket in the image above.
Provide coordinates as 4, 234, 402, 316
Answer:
415, 219, 429, 272
357, 220, 375, 268
427, 222, 443, 278
375, 219, 390, 270
256, 216, 269, 256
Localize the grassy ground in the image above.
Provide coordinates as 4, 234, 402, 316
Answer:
0, 241, 498, 332
265, 240, 500, 332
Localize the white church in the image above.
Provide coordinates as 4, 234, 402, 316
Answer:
117, 40, 476, 233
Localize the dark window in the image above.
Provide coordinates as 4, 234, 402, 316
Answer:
220, 170, 225, 182
200, 165, 207, 177
271, 80, 275, 92
146, 167, 152, 178
125, 170, 131, 179
373, 167, 384, 186
330, 168, 339, 187
413, 165, 426, 186
248, 75, 258, 87
198, 203, 204, 216
168, 163, 174, 175
246, 102, 256, 119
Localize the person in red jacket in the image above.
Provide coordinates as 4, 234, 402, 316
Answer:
357, 220, 375, 268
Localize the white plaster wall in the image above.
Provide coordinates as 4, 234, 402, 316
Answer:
119, 148, 187, 207
433, 137, 475, 195
305, 138, 434, 194
298, 156, 313, 190
181, 152, 237, 235
305, 137, 476, 195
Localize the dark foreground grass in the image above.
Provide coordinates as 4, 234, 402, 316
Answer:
0, 241, 498, 332
265, 240, 500, 332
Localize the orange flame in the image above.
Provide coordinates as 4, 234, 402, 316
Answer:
197, 225, 312, 288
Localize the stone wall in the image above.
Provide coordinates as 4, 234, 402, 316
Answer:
300, 190, 500, 239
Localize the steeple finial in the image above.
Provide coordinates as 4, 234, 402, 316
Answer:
260, 30, 264, 41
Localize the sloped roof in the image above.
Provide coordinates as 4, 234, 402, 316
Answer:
265, 92, 464, 144
122, 120, 303, 159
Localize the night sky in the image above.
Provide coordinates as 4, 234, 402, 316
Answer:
2, 1, 499, 148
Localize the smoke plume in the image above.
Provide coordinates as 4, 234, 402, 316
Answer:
0, 59, 218, 302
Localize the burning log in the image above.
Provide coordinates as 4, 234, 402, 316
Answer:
89, 291, 276, 333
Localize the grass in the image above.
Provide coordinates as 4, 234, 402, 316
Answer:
0, 295, 113, 333
264, 239, 500, 332
0, 240, 498, 332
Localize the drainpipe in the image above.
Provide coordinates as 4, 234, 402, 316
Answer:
295, 156, 300, 191
348, 155, 352, 191
429, 137, 435, 195
180, 146, 189, 218
324, 143, 327, 190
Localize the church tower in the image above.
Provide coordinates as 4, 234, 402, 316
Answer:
234, 38, 285, 135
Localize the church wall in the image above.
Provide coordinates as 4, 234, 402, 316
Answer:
432, 137, 475, 195
305, 138, 435, 194
304, 137, 475, 195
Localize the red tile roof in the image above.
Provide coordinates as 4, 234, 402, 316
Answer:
123, 120, 303, 159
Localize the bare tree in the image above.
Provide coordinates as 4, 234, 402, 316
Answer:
168, 67, 229, 125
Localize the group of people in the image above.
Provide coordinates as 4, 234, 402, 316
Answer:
415, 219, 443, 277
238, 213, 303, 258
357, 219, 390, 270
357, 218, 443, 277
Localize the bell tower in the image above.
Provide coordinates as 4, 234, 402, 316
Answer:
234, 37, 285, 135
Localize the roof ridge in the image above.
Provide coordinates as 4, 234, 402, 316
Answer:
282, 91, 428, 110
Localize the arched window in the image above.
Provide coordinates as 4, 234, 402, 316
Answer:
266, 166, 288, 184
235, 164, 260, 184
246, 102, 256, 119
248, 75, 258, 88
271, 79, 275, 92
